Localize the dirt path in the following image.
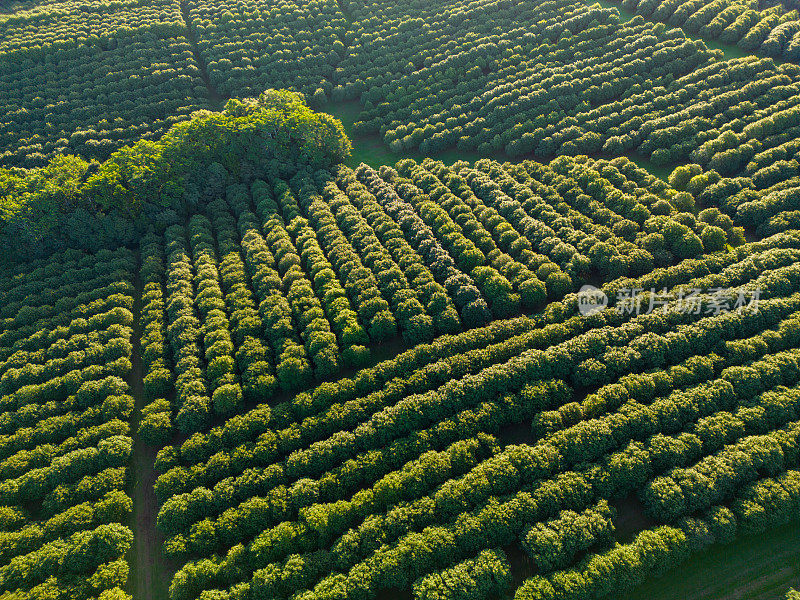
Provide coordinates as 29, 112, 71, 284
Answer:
179, 0, 225, 109
126, 259, 173, 600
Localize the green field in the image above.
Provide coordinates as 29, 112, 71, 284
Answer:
324, 101, 675, 181
321, 101, 492, 169
629, 523, 800, 600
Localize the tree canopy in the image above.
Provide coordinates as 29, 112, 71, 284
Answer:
0, 90, 351, 262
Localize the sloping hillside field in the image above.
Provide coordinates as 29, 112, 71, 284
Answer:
3, 0, 800, 599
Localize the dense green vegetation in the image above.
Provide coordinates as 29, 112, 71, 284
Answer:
4, 0, 800, 174
5, 0, 800, 598
0, 0, 209, 167
613, 0, 800, 58
0, 89, 350, 261
153, 224, 800, 600
0, 247, 137, 599
131, 144, 753, 441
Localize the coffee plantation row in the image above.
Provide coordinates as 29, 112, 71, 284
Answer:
0, 0, 209, 166
615, 0, 800, 57
130, 146, 762, 442
11, 0, 800, 171
5, 162, 800, 598
4, 2, 800, 594
146, 219, 800, 600
0, 247, 136, 599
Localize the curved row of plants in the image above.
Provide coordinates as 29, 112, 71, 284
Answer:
0, 246, 138, 600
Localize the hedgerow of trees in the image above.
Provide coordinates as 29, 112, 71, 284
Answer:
0, 247, 138, 600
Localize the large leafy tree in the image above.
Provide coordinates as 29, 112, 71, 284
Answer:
0, 90, 351, 262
